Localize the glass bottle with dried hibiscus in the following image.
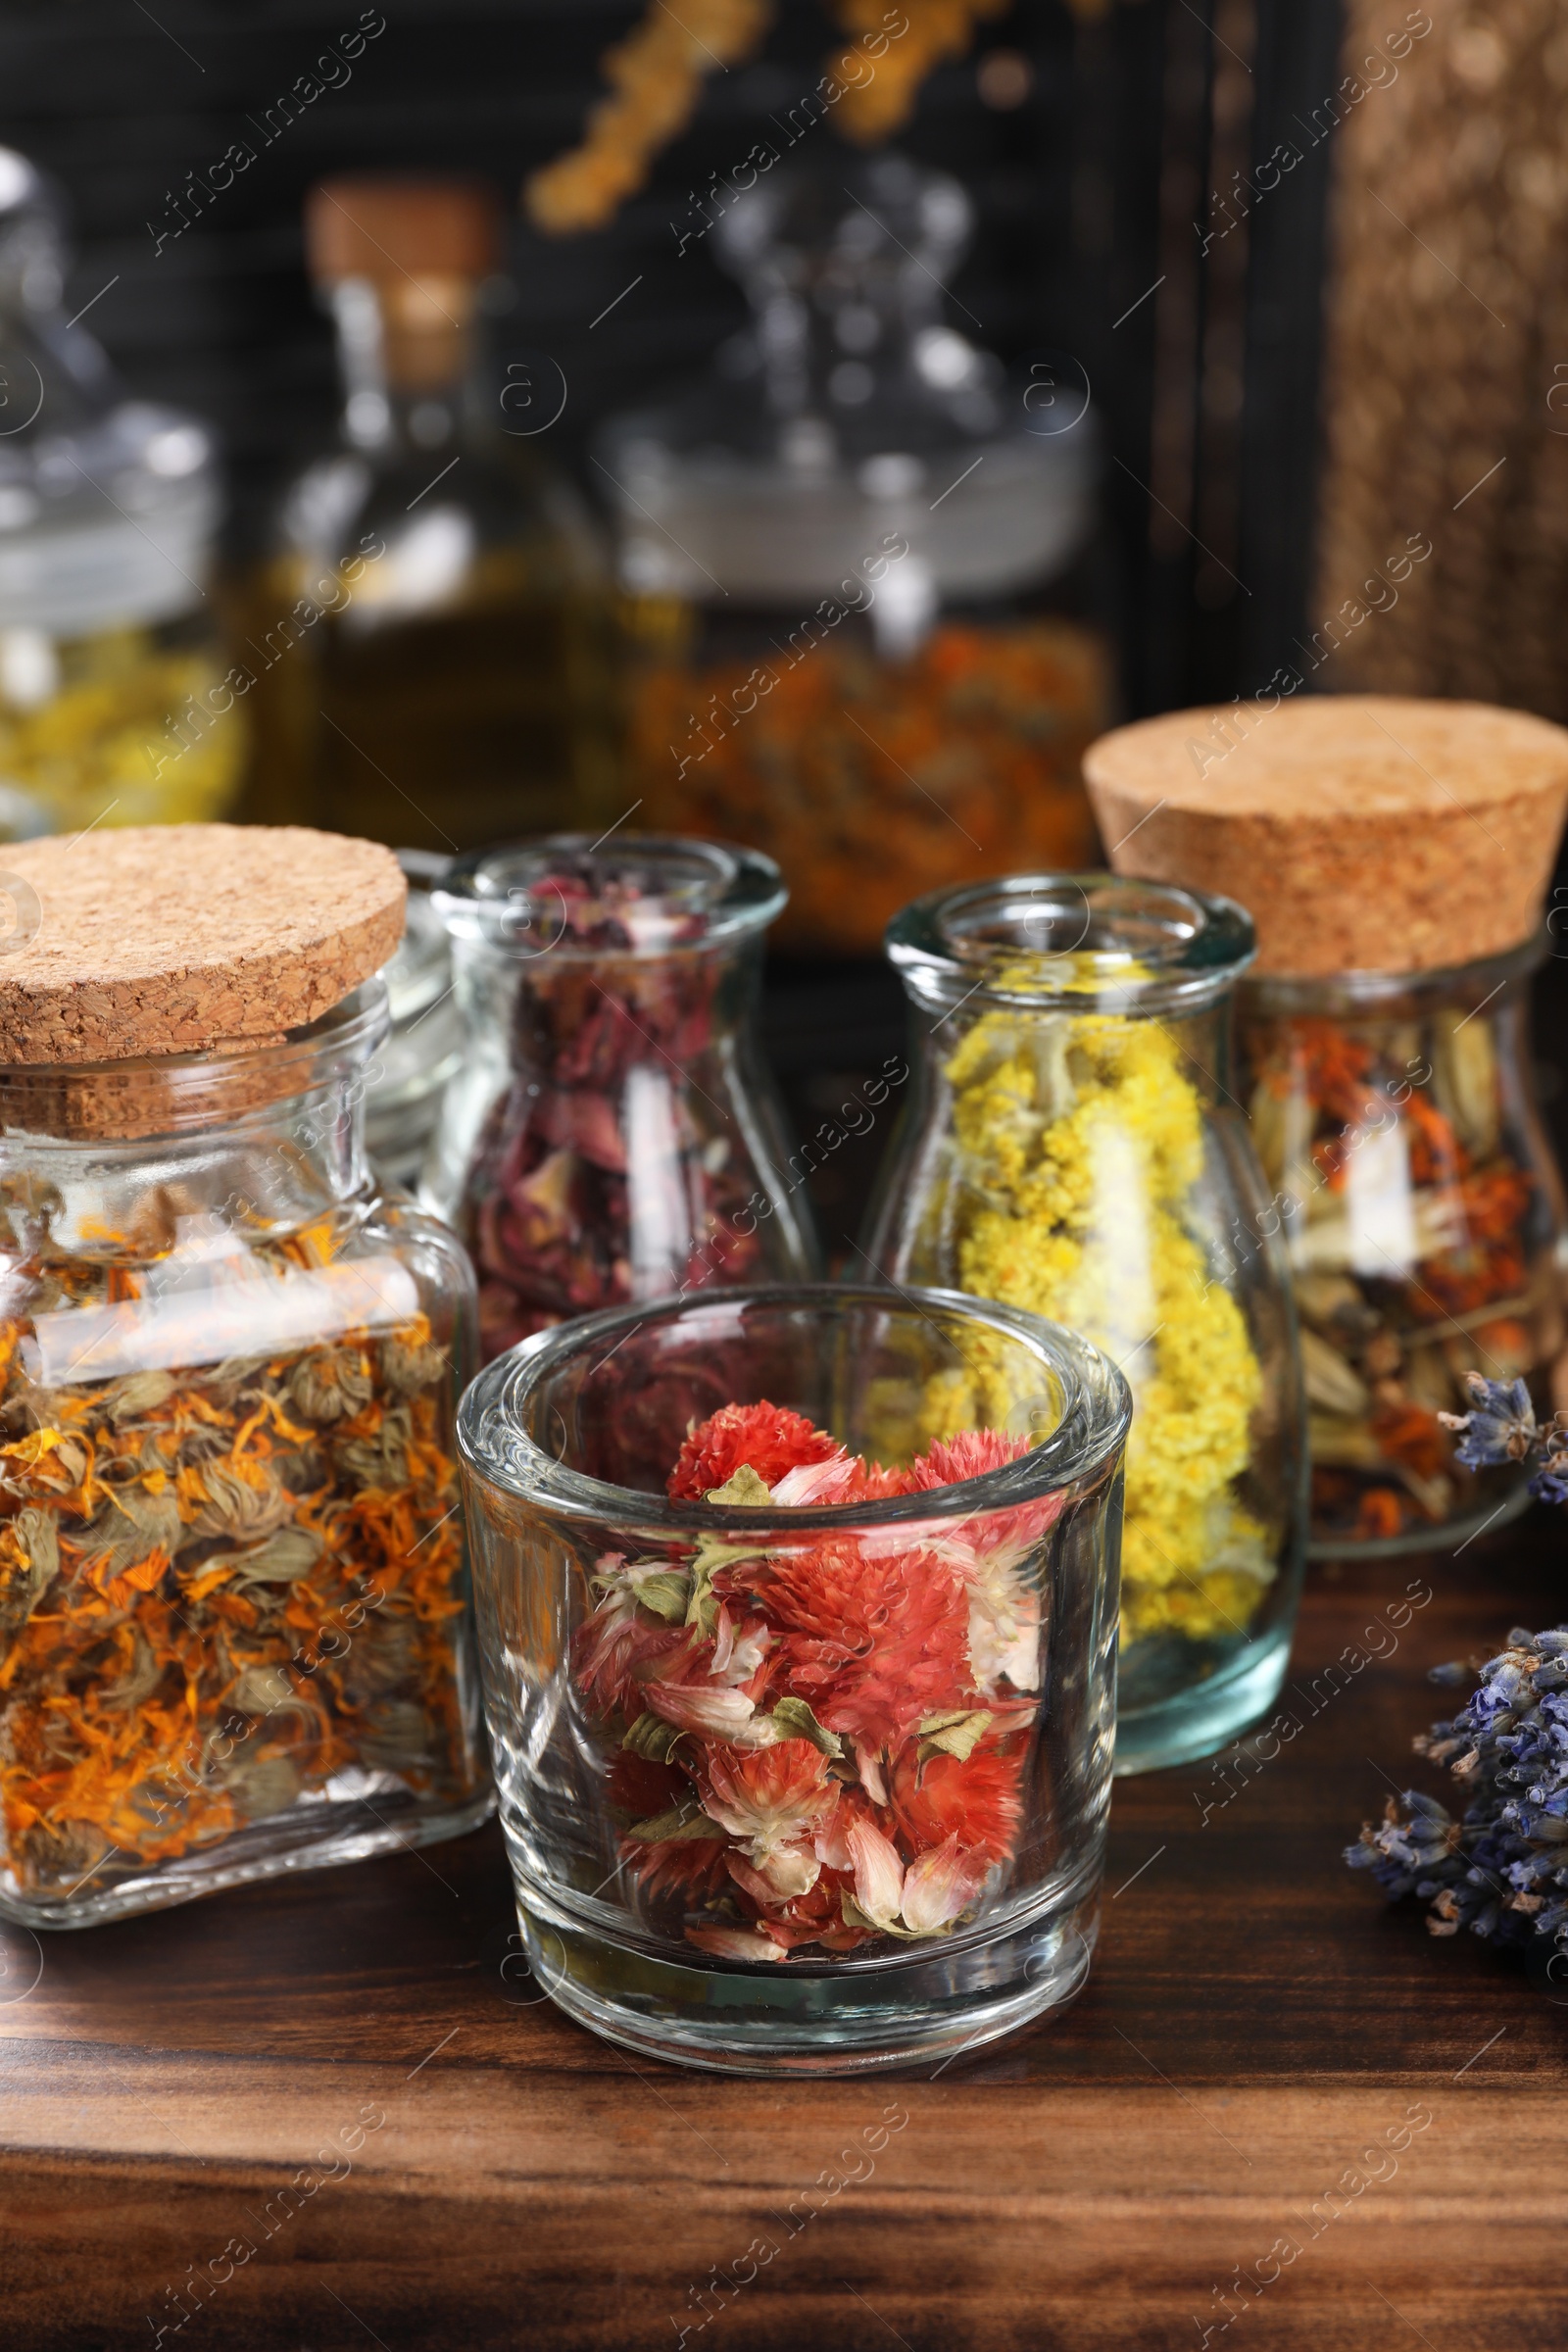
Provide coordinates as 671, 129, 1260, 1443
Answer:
1238, 947, 1566, 1550
458, 1283, 1129, 2072
0, 825, 489, 1928
425, 836, 818, 1361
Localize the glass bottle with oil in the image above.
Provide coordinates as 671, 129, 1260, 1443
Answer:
238, 176, 617, 853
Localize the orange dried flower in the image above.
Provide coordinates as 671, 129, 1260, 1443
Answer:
0, 1237, 472, 1904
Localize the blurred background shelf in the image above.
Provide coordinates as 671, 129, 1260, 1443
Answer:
0, 0, 1342, 714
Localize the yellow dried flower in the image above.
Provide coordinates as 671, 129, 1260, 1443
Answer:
827, 0, 1012, 146
938, 958, 1271, 1644
526, 0, 774, 236
0, 631, 242, 832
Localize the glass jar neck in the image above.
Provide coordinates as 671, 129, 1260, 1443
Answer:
434, 836, 788, 1056
1239, 930, 1544, 1018
452, 929, 758, 1069
907, 976, 1233, 1117
888, 874, 1255, 1026
329, 276, 479, 456
0, 984, 385, 1260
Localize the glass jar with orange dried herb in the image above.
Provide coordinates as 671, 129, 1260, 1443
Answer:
599, 156, 1105, 956
1238, 941, 1566, 1554
0, 823, 489, 1928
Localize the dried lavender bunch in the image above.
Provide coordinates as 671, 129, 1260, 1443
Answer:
1439, 1371, 1568, 1503
1347, 1629, 1568, 1955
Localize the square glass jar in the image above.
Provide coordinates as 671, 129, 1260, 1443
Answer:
0, 979, 491, 1928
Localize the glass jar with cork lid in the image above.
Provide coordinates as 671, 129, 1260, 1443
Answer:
0, 824, 489, 1927
1086, 693, 1568, 1556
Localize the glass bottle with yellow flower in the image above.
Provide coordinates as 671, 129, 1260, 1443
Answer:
864, 873, 1306, 1772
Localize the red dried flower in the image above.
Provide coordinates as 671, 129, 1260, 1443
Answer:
573, 1400, 1054, 1962
889, 1735, 1027, 1870
632, 1838, 733, 1899
698, 1738, 841, 1852
904, 1429, 1029, 1487
740, 1536, 973, 1751
606, 1749, 686, 1819
572, 1581, 693, 1719
667, 1400, 840, 1499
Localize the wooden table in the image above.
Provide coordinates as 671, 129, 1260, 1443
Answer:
5, 1529, 1565, 2352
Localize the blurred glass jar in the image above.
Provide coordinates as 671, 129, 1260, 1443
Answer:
863, 874, 1306, 1774
0, 979, 490, 1929
0, 148, 242, 834
1238, 941, 1565, 1553
458, 1282, 1129, 2073
363, 850, 464, 1191
424, 835, 818, 1361
238, 176, 617, 853
598, 153, 1105, 957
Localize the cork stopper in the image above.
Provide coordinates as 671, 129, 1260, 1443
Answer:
305, 178, 502, 285
307, 176, 499, 392
0, 824, 405, 1065
1083, 695, 1568, 977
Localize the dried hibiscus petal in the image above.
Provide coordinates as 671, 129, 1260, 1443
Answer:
440, 852, 816, 1363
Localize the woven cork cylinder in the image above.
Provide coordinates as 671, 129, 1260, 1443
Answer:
0, 824, 405, 1138
1082, 695, 1568, 978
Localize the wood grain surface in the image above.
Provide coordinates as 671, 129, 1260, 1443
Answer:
4, 1529, 1566, 2351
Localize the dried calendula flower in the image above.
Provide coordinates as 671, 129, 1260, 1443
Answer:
290, 1346, 375, 1423
637, 622, 1104, 956
0, 1505, 57, 1634
0, 821, 487, 1921
0, 1283, 473, 1903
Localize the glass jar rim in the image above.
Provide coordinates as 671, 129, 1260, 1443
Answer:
886, 872, 1256, 1016
0, 977, 387, 1144
457, 1280, 1132, 1531
432, 832, 787, 961
1240, 927, 1544, 1012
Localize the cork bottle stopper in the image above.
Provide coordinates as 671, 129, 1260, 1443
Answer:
305, 177, 502, 285
0, 824, 405, 1064
1083, 694, 1568, 977
306, 177, 499, 391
